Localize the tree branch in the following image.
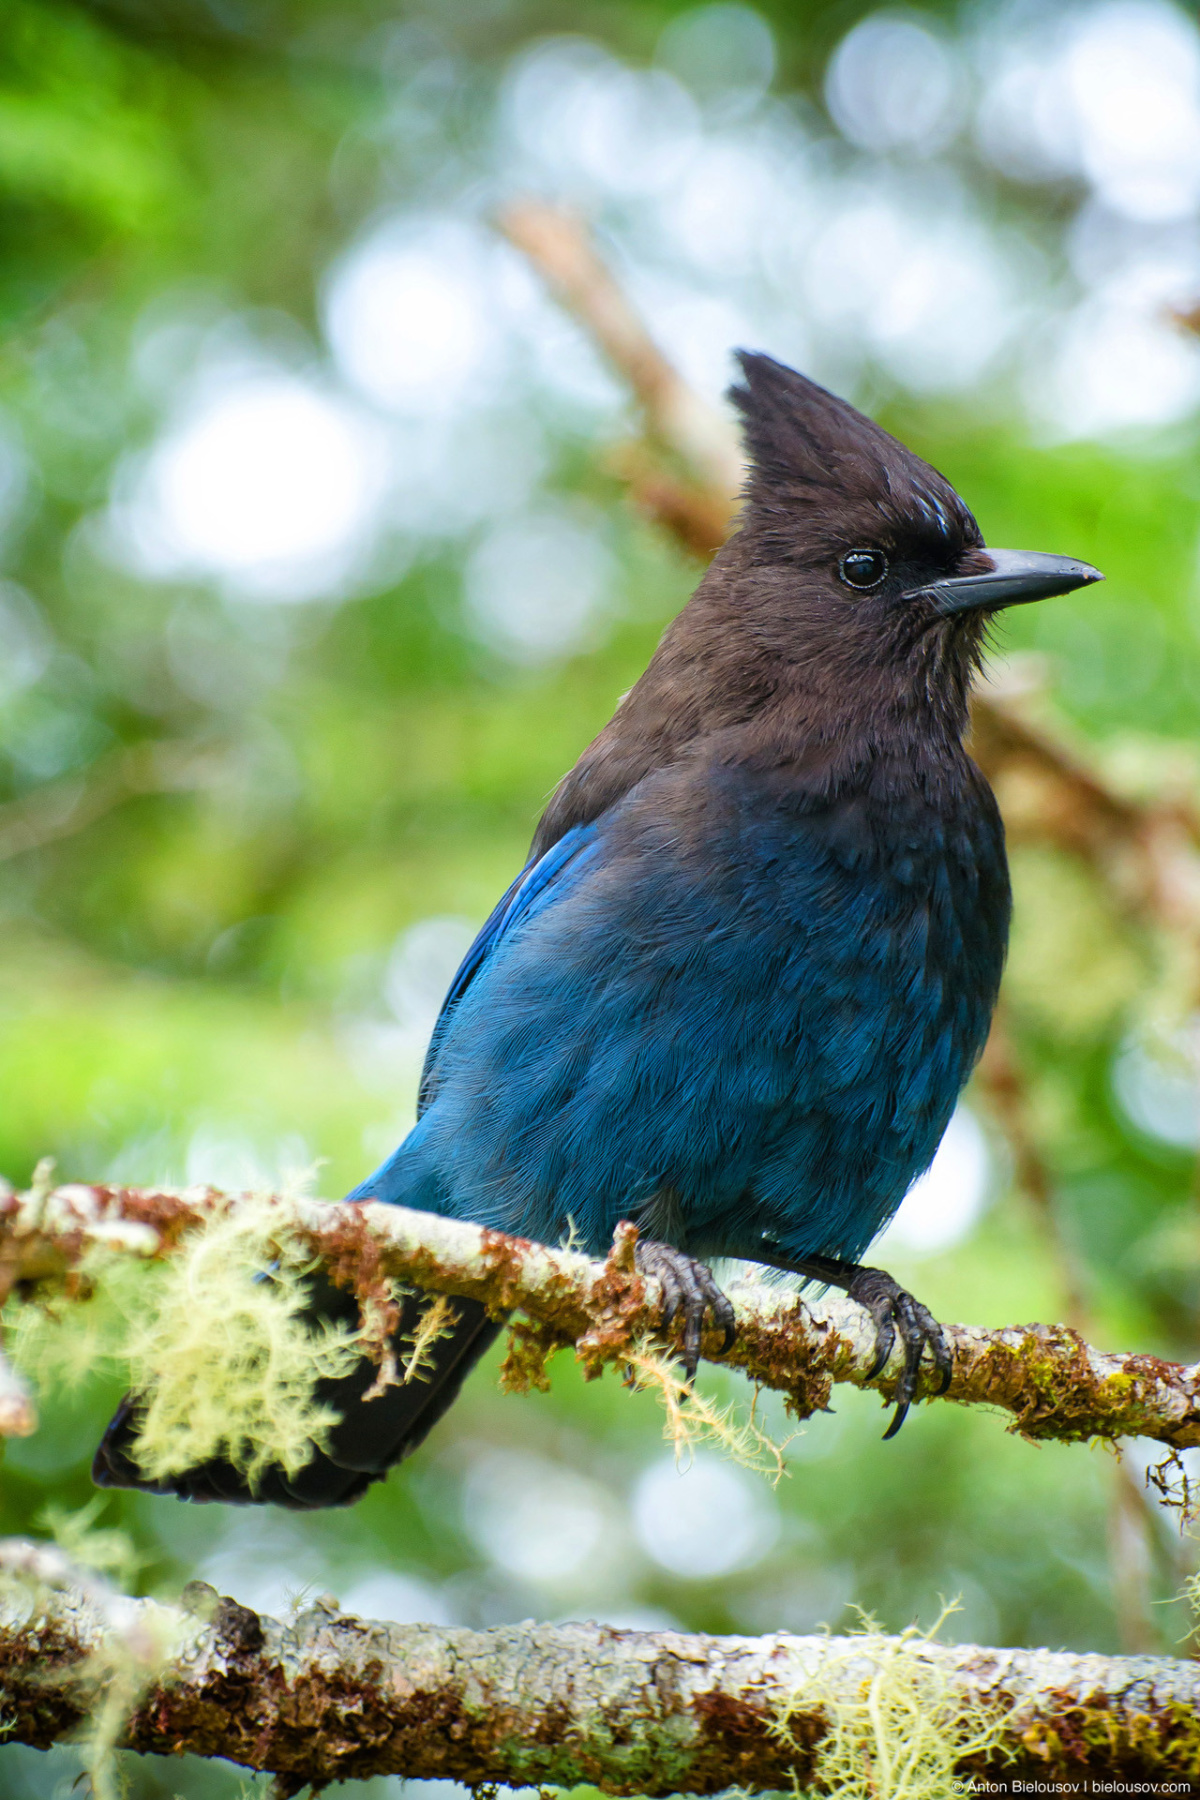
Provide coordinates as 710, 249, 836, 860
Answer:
7, 1180, 1200, 1454
1, 1539, 1198, 1793
499, 199, 741, 555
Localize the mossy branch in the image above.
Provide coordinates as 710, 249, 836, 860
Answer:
5, 1179, 1200, 1456
1, 1538, 1198, 1794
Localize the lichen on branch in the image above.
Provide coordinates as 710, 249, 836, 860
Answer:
0, 1539, 1198, 1794
3, 1181, 1200, 1479
116, 1194, 365, 1486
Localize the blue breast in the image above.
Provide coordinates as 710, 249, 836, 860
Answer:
351, 748, 1009, 1267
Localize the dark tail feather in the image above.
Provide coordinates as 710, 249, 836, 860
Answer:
92, 1281, 502, 1509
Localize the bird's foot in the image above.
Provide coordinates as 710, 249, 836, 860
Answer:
842, 1264, 952, 1439
634, 1239, 736, 1381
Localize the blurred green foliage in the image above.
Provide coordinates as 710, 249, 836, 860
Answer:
3, 1, 1200, 1795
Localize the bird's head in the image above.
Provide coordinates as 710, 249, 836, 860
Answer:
725, 352, 1101, 720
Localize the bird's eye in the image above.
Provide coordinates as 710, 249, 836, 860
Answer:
839, 549, 888, 590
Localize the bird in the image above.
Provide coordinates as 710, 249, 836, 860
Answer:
93, 352, 1101, 1508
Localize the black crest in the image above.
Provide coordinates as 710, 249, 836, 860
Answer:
729, 352, 981, 560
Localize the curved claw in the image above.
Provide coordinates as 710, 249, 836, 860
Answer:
656, 1263, 683, 1332
844, 1264, 951, 1438
634, 1240, 736, 1381
863, 1311, 896, 1383
929, 1321, 953, 1395
881, 1400, 909, 1442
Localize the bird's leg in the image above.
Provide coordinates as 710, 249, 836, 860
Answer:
633, 1239, 737, 1381
761, 1249, 952, 1438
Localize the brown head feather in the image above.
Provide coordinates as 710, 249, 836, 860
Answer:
730, 352, 981, 567
533, 352, 992, 856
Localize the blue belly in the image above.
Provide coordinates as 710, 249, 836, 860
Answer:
353, 755, 1009, 1267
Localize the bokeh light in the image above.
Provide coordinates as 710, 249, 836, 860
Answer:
461, 1448, 624, 1588
1113, 1018, 1200, 1148
324, 218, 505, 419
825, 13, 963, 156
878, 1105, 993, 1258
0, 582, 52, 706
656, 4, 776, 122
463, 504, 617, 663
632, 1452, 779, 1578
109, 367, 389, 601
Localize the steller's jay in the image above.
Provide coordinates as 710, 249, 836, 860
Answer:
94, 353, 1101, 1507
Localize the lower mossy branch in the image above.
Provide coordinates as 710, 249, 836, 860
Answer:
2, 1181, 1200, 1456
0, 1541, 1198, 1793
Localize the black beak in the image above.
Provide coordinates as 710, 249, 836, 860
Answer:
911, 548, 1104, 616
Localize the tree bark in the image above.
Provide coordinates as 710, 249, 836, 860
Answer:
1, 1542, 1198, 1794
4, 1180, 1200, 1458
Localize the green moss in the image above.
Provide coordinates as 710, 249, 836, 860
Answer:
1017, 1697, 1200, 1777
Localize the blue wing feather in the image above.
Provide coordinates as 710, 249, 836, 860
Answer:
416, 823, 599, 1115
